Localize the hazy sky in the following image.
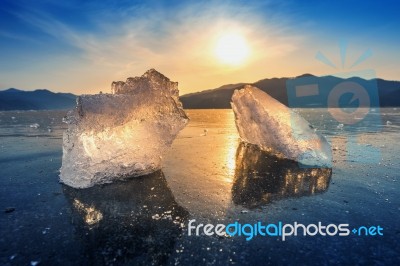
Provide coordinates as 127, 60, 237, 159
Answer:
1, 0, 399, 95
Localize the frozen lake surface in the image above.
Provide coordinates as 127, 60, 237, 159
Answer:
0, 109, 399, 265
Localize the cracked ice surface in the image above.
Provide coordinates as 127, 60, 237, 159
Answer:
231, 85, 331, 167
60, 69, 188, 188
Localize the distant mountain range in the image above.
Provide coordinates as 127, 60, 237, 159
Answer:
180, 74, 400, 108
0, 88, 76, 111
1, 74, 399, 110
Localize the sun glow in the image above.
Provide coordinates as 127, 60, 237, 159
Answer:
215, 32, 250, 66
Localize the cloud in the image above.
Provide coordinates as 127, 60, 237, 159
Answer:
75, 2, 301, 91
1, 1, 303, 93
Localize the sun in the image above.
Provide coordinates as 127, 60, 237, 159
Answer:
215, 32, 250, 66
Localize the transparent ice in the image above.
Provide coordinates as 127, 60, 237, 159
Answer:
231, 85, 331, 167
60, 69, 188, 188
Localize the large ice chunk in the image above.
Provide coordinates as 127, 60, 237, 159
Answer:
231, 85, 331, 167
60, 69, 188, 188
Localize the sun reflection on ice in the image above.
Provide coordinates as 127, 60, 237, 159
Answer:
224, 135, 239, 183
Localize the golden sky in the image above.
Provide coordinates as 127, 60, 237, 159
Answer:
0, 1, 399, 95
